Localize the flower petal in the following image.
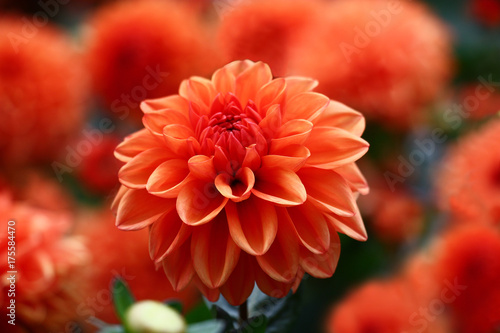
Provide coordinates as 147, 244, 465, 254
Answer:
215, 167, 255, 202
179, 77, 217, 110
259, 104, 282, 140
284, 77, 318, 99
298, 168, 356, 217
118, 148, 175, 189
263, 145, 310, 172
271, 119, 313, 151
252, 167, 306, 206
283, 92, 329, 122
193, 276, 220, 302
115, 188, 175, 230
335, 163, 369, 195
115, 129, 163, 162
143, 110, 191, 136
147, 159, 191, 198
256, 207, 299, 282
313, 101, 365, 136
188, 155, 217, 181
220, 253, 255, 306
226, 196, 278, 256
212, 66, 236, 94
149, 210, 192, 262
286, 201, 330, 254
162, 241, 194, 291
256, 78, 286, 115
299, 227, 340, 278
141, 95, 189, 114
162, 124, 198, 157
235, 61, 272, 106
254, 261, 294, 299
305, 127, 369, 168
177, 180, 228, 226
325, 204, 368, 241
191, 213, 241, 288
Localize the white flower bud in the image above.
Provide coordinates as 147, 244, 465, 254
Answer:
125, 300, 186, 333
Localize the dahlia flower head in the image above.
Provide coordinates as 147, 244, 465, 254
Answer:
436, 119, 500, 226
113, 60, 369, 305
0, 192, 88, 331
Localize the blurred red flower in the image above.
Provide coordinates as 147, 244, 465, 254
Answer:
436, 119, 500, 226
436, 224, 500, 333
0, 16, 88, 168
74, 208, 200, 324
0, 192, 88, 332
85, 0, 219, 123
113, 60, 369, 305
76, 135, 122, 195
289, 0, 453, 129
216, 0, 324, 77
470, 0, 500, 26
326, 279, 450, 333
457, 84, 500, 120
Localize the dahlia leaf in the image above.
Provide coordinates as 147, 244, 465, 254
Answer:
112, 278, 136, 324
187, 319, 225, 333
185, 301, 215, 324
164, 300, 183, 314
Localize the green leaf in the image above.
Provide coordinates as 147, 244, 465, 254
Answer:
185, 300, 215, 324
238, 314, 268, 333
164, 300, 183, 314
112, 278, 135, 323
187, 320, 225, 333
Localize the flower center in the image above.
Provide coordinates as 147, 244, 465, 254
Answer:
198, 93, 266, 172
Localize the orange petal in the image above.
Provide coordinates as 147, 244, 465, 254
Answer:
149, 210, 192, 262
115, 129, 163, 162
188, 155, 217, 181
179, 77, 217, 111
284, 77, 318, 100
256, 78, 286, 115
335, 163, 369, 195
241, 145, 262, 170
191, 213, 240, 288
162, 124, 198, 157
226, 196, 277, 256
235, 61, 272, 106
252, 167, 306, 206
111, 185, 127, 213
313, 101, 365, 136
162, 241, 194, 291
118, 148, 175, 189
305, 127, 369, 168
214, 167, 255, 202
325, 204, 367, 241
224, 60, 255, 78
220, 253, 255, 306
116, 188, 175, 230
143, 110, 191, 136
141, 95, 189, 114
147, 159, 191, 198
256, 207, 299, 282
176, 180, 228, 225
283, 92, 329, 122
286, 201, 330, 254
263, 145, 310, 172
212, 66, 236, 94
259, 104, 282, 139
193, 276, 220, 302
298, 168, 355, 217
299, 228, 340, 278
271, 119, 313, 151
254, 261, 293, 299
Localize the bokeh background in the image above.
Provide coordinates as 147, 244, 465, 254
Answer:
1, 0, 500, 332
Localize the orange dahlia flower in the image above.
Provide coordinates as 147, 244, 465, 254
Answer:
0, 16, 87, 167
289, 0, 453, 129
113, 60, 369, 305
436, 225, 500, 333
0, 192, 88, 332
216, 0, 324, 77
435, 119, 500, 226
85, 0, 218, 123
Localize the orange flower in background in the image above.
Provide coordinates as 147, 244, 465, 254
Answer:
457, 84, 500, 120
216, 0, 324, 77
289, 0, 453, 129
86, 0, 218, 123
0, 16, 87, 168
0, 192, 88, 332
436, 225, 500, 333
435, 119, 500, 226
113, 60, 369, 305
326, 280, 450, 333
75, 209, 200, 325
